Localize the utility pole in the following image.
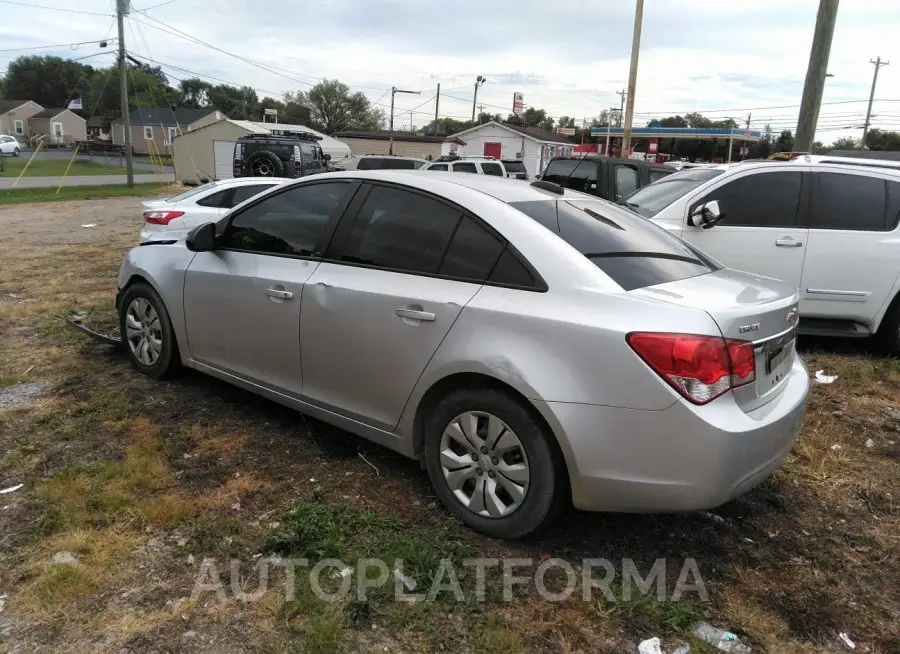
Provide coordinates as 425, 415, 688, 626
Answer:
433, 83, 440, 134
620, 0, 644, 157
389, 86, 419, 155
116, 0, 134, 186
741, 113, 752, 160
616, 89, 626, 126
794, 0, 839, 153
862, 56, 889, 149
472, 75, 485, 123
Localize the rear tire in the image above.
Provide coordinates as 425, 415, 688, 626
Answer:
118, 282, 181, 379
876, 299, 900, 355
423, 387, 566, 539
245, 150, 284, 177
13, 147, 19, 157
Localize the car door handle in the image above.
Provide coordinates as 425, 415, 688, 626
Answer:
264, 287, 293, 299
775, 238, 803, 247
395, 308, 435, 322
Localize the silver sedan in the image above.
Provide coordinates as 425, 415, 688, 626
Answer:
116, 171, 808, 538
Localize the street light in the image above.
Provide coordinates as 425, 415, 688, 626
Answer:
389, 86, 420, 155
472, 75, 486, 123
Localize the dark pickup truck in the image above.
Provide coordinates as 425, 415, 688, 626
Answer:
539, 156, 672, 202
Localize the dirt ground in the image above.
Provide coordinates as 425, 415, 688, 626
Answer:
0, 196, 897, 653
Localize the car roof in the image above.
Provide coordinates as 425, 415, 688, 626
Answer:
322, 169, 595, 203
212, 177, 291, 187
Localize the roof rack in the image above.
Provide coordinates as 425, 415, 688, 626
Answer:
242, 130, 322, 142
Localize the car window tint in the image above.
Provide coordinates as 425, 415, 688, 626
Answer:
230, 184, 275, 207
812, 173, 887, 231
440, 217, 505, 281
300, 144, 314, 163
488, 248, 535, 288
196, 189, 232, 208
481, 162, 504, 177
221, 182, 353, 256
452, 162, 478, 174
694, 171, 801, 228
427, 164, 448, 171
626, 168, 725, 217
502, 161, 527, 173
615, 165, 640, 199
338, 186, 460, 274
887, 181, 900, 231
166, 182, 219, 203
649, 169, 670, 183
356, 158, 384, 170
510, 199, 718, 291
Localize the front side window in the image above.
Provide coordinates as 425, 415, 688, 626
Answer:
300, 144, 314, 164
811, 172, 887, 231
220, 182, 354, 256
625, 168, 725, 217
615, 165, 640, 199
427, 164, 448, 171
691, 171, 802, 228
451, 162, 478, 174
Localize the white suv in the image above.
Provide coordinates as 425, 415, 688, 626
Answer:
423, 158, 508, 177
624, 155, 900, 351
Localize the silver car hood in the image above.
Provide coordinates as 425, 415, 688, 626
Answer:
630, 268, 799, 342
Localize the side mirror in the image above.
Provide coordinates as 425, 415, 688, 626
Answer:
324, 153, 332, 161
186, 222, 216, 252
689, 200, 723, 229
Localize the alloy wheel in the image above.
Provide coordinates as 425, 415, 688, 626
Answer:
250, 159, 274, 176
125, 297, 162, 366
439, 411, 530, 518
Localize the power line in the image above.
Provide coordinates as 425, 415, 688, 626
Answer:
137, 0, 177, 10
0, 0, 110, 16
0, 39, 117, 54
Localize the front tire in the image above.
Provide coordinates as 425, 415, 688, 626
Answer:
877, 300, 900, 355
13, 147, 19, 157
118, 283, 181, 378
423, 387, 566, 539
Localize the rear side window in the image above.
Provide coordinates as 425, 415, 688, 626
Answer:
510, 199, 718, 291
811, 173, 887, 231
440, 217, 505, 280
543, 159, 598, 182
693, 171, 801, 228
300, 144, 314, 163
452, 162, 478, 174
357, 158, 384, 170
615, 165, 640, 199
481, 162, 504, 177
502, 161, 527, 174
427, 164, 448, 171
196, 189, 232, 208
230, 184, 275, 207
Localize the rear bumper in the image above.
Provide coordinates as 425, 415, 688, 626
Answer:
537, 356, 809, 512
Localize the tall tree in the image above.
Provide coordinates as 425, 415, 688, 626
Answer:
864, 128, 900, 151
830, 136, 859, 150
3, 55, 96, 108
258, 96, 286, 122
288, 79, 384, 133
422, 117, 472, 136
208, 84, 258, 120
774, 129, 795, 152
556, 116, 576, 129
179, 78, 212, 108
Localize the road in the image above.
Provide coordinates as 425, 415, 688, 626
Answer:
0, 174, 175, 189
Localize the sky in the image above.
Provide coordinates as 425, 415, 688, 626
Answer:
2, 0, 900, 144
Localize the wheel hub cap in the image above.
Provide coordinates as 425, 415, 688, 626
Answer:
125, 298, 162, 366
439, 411, 530, 518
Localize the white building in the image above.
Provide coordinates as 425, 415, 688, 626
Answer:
171, 119, 352, 182
441, 121, 575, 178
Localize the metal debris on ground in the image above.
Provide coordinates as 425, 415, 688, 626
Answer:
692, 622, 751, 653
838, 632, 856, 649
814, 370, 838, 384
80, 223, 98, 228
358, 452, 381, 476
638, 637, 664, 654
865, 438, 875, 449
0, 484, 23, 494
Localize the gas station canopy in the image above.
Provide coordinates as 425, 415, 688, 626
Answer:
589, 127, 762, 141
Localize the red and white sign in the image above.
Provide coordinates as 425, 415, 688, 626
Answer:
556, 127, 576, 136
648, 139, 658, 154
512, 92, 524, 117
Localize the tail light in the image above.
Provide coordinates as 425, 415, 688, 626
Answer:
143, 210, 185, 225
626, 333, 756, 405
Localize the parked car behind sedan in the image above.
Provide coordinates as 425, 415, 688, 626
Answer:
0, 134, 21, 156
139, 177, 288, 243
116, 171, 808, 538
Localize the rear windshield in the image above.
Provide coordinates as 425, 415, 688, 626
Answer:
166, 182, 219, 202
502, 161, 527, 173
357, 158, 422, 170
624, 168, 725, 217
509, 199, 720, 291
542, 159, 599, 183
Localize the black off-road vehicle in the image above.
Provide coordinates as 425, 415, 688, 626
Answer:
232, 129, 330, 179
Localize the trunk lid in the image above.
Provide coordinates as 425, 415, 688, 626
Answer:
632, 268, 800, 411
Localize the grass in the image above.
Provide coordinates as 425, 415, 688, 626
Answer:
0, 182, 178, 205
0, 156, 128, 177
0, 196, 898, 652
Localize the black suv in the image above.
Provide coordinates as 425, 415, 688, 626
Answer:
233, 130, 329, 179
540, 156, 672, 202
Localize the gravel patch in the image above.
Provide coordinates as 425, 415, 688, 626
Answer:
0, 381, 45, 409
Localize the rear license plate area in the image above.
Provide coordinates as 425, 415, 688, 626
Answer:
759, 329, 796, 388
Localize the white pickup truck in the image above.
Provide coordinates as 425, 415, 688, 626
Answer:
624, 154, 900, 352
